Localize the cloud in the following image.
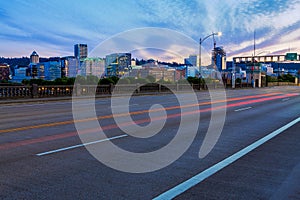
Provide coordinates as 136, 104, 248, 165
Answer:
0, 0, 299, 60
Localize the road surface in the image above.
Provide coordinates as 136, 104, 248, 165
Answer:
0, 86, 299, 199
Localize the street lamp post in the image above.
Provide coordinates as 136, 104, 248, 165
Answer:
199, 32, 222, 77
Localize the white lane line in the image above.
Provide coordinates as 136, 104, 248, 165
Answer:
36, 134, 128, 156
153, 117, 300, 200
234, 106, 252, 112
282, 98, 290, 102
110, 104, 139, 108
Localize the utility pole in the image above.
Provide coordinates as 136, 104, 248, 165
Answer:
253, 30, 256, 61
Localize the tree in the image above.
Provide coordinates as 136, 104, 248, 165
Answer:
54, 78, 64, 85
157, 79, 172, 84
75, 75, 86, 85
117, 78, 131, 84
86, 75, 99, 85
146, 75, 156, 83
22, 79, 30, 85
110, 76, 120, 84
29, 79, 44, 85
177, 79, 189, 84
187, 76, 200, 84
99, 78, 114, 85
134, 78, 149, 84
66, 77, 76, 85
267, 75, 277, 82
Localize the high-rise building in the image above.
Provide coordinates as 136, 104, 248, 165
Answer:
34, 61, 61, 80
45, 61, 61, 80
29, 63, 38, 78
30, 51, 39, 64
212, 46, 226, 71
80, 57, 105, 78
74, 44, 88, 60
61, 56, 79, 77
184, 55, 199, 67
29, 51, 39, 78
105, 53, 131, 77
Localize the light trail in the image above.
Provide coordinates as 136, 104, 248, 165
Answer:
0, 92, 282, 134
0, 93, 297, 151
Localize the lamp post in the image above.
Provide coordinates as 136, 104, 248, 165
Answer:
199, 32, 222, 77
255, 51, 270, 88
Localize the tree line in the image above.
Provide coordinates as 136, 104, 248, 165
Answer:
21, 75, 177, 86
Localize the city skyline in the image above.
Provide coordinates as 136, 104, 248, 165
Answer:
1, 0, 300, 61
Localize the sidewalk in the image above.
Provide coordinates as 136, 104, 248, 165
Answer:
0, 94, 113, 105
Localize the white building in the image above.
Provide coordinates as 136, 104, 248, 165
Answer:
80, 57, 105, 78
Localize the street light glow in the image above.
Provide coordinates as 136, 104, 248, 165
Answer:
199, 31, 222, 76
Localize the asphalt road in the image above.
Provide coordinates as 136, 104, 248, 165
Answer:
0, 86, 299, 199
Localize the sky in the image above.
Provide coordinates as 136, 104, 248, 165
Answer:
1, 0, 300, 62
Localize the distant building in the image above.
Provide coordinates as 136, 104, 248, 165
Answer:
271, 62, 300, 73
44, 61, 61, 80
105, 53, 131, 77
175, 68, 186, 80
35, 61, 61, 80
185, 66, 199, 77
12, 65, 30, 83
233, 53, 300, 74
212, 46, 226, 71
261, 64, 273, 75
147, 68, 174, 82
127, 66, 185, 82
74, 44, 88, 60
80, 57, 105, 78
29, 63, 38, 78
28, 51, 40, 78
184, 55, 199, 67
0, 64, 10, 81
61, 56, 79, 77
131, 58, 136, 66
30, 51, 39, 64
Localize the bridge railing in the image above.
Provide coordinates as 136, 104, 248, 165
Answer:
3, 81, 283, 99
38, 85, 74, 97
0, 85, 32, 98
267, 82, 297, 87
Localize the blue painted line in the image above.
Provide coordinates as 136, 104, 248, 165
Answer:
153, 117, 300, 200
